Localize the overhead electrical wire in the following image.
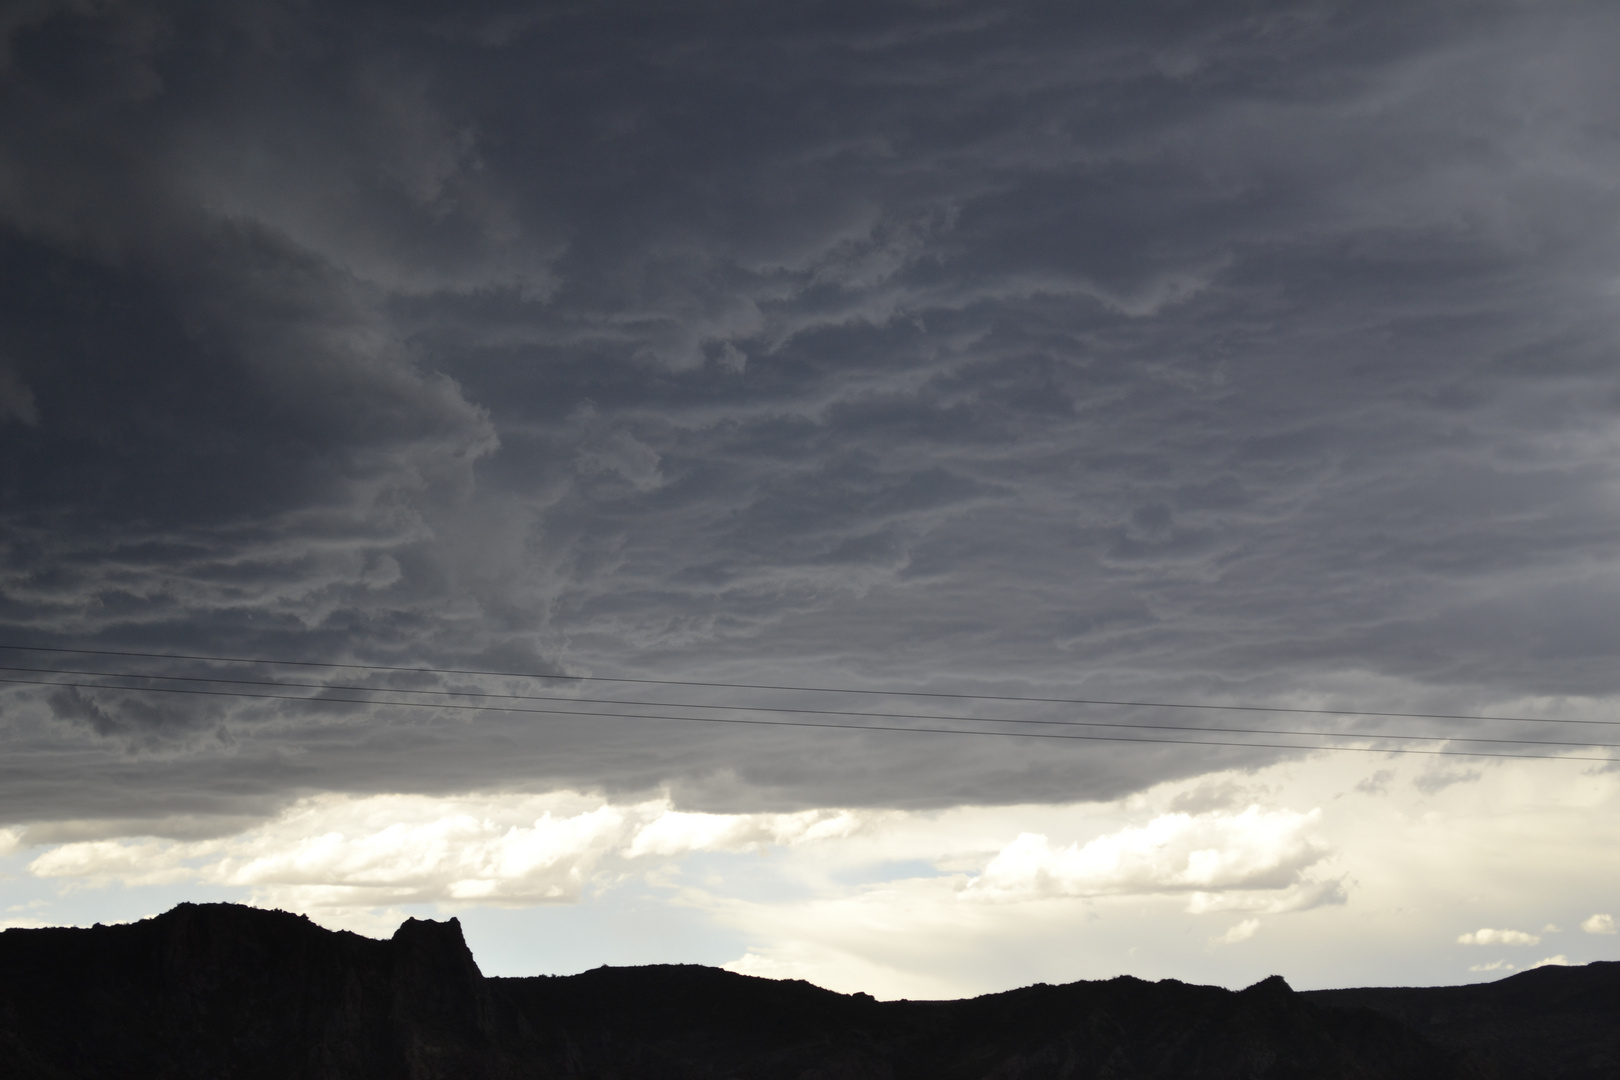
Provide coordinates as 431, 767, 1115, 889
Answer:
0, 647, 1611, 763
0, 674, 1612, 762
0, 643, 1595, 728
0, 663, 1616, 752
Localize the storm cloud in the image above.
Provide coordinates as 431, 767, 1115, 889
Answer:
3, 0, 1620, 833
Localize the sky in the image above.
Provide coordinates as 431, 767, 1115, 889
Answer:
2, 0, 1620, 997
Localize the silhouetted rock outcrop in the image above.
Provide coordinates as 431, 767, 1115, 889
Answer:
0, 903, 522, 1079
0, 903, 1607, 1078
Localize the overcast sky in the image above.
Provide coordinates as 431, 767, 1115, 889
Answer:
2, 0, 1620, 995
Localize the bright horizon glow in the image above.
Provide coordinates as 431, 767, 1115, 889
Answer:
5, 750, 1617, 999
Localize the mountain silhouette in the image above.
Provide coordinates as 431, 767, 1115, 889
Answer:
0, 903, 1610, 1078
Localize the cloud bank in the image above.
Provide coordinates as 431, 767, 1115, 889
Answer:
0, 1, 1618, 850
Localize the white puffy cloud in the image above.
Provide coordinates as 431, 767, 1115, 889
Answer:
1528, 955, 1570, 969
1456, 928, 1541, 946
24, 792, 875, 923
28, 839, 206, 887
1581, 913, 1615, 935
961, 807, 1329, 903
223, 800, 632, 905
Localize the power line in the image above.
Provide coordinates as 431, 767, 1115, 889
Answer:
3, 675, 1613, 763
0, 643, 1597, 729
4, 663, 1617, 752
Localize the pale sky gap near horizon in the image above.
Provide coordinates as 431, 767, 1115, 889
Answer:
3, 0, 1620, 997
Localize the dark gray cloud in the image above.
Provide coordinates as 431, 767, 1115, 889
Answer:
3, 0, 1620, 827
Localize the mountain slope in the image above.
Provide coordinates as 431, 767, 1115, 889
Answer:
0, 902, 1590, 1079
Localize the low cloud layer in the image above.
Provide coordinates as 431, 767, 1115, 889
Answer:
25, 792, 869, 917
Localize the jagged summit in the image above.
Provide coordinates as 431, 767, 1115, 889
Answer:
0, 903, 1611, 1078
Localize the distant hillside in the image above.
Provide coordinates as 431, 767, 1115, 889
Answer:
0, 903, 1607, 1078
1303, 965, 1620, 1080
